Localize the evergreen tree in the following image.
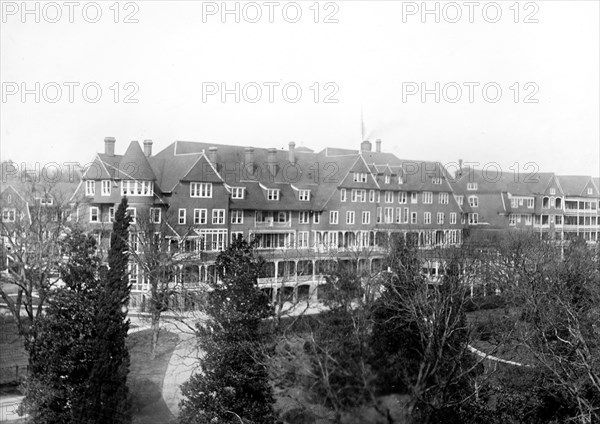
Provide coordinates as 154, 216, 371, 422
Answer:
78, 197, 132, 423
179, 237, 276, 424
21, 230, 101, 423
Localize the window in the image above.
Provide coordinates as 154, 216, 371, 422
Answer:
313, 212, 321, 224
384, 207, 393, 223
330, 210, 338, 224
525, 215, 533, 225
6, 194, 11, 204
385, 191, 393, 203
267, 189, 280, 201
450, 213, 457, 224
437, 212, 444, 224
2, 208, 16, 222
549, 188, 556, 195
298, 231, 309, 248
369, 190, 375, 203
126, 207, 136, 223
299, 190, 311, 201
403, 208, 409, 223
395, 208, 401, 223
190, 182, 212, 198
377, 207, 382, 223
178, 208, 186, 225
467, 182, 478, 191
353, 172, 367, 183
230, 210, 243, 224
150, 208, 161, 223
121, 181, 154, 196
340, 188, 347, 202
509, 214, 517, 226
351, 189, 366, 202
424, 212, 431, 224
299, 211, 310, 224
108, 207, 115, 222
411, 212, 418, 224
468, 213, 478, 224
410, 192, 418, 204
231, 187, 245, 199
455, 195, 464, 206
101, 180, 111, 196
527, 198, 534, 208
362, 211, 370, 224
85, 180, 95, 196
194, 208, 208, 225
432, 177, 442, 184
89, 206, 99, 222
422, 192, 433, 204
554, 215, 562, 225
129, 233, 139, 253
231, 232, 244, 243
398, 192, 407, 204
398, 176, 404, 184
550, 197, 556, 209
468, 196, 478, 208
439, 193, 449, 204
375, 191, 380, 202
212, 209, 225, 224
39, 197, 53, 206
384, 175, 391, 184
346, 211, 355, 225
588, 187, 593, 195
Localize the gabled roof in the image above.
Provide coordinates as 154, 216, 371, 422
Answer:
453, 168, 554, 196
119, 141, 156, 180
556, 175, 596, 197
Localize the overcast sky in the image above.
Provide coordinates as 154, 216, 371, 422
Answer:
1, 0, 599, 177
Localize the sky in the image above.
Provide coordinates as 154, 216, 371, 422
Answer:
1, 0, 599, 178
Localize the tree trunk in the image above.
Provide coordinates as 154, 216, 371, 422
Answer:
150, 309, 161, 360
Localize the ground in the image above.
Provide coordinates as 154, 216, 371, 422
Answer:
127, 329, 179, 424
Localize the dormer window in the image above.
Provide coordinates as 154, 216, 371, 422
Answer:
231, 187, 245, 199
40, 197, 53, 206
384, 175, 391, 184
432, 177, 442, 184
588, 187, 594, 195
467, 182, 478, 191
267, 189, 280, 201
299, 190, 311, 201
190, 182, 212, 198
549, 188, 556, 195
398, 176, 404, 184
353, 172, 367, 183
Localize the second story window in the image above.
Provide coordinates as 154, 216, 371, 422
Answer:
190, 182, 212, 198
353, 172, 367, 183
340, 188, 347, 202
231, 187, 245, 199
231, 210, 243, 224
330, 210, 338, 224
85, 180, 95, 196
126, 207, 136, 224
195, 208, 208, 225
299, 190, 311, 201
101, 180, 111, 196
178, 208, 186, 225
369, 190, 375, 203
212, 209, 225, 224
455, 195, 464, 206
346, 211, 355, 225
2, 208, 16, 222
468, 196, 478, 208
411, 192, 418, 204
299, 211, 310, 224
150, 208, 161, 223
313, 212, 321, 224
121, 181, 154, 196
267, 189, 280, 201
108, 207, 115, 222
439, 193, 449, 204
423, 192, 433, 204
398, 192, 407, 204
385, 191, 393, 203
89, 207, 99, 223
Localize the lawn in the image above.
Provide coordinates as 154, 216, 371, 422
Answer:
128, 329, 180, 424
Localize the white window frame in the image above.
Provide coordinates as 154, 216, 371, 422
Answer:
126, 207, 136, 224
439, 193, 449, 204
346, 211, 355, 225
101, 180, 111, 196
527, 198, 534, 208
89, 206, 99, 223
231, 187, 245, 199
299, 211, 310, 224
369, 189, 375, 203
298, 231, 309, 248
437, 212, 444, 224
450, 212, 457, 224
178, 208, 186, 225
469, 213, 479, 224
411, 212, 417, 224
299, 190, 311, 201
108, 207, 115, 223
385, 191, 393, 203
313, 212, 321, 224
384, 175, 391, 184
212, 209, 225, 224
468, 196, 478, 208
549, 188, 556, 195
467, 182, 478, 191
362, 211, 370, 225
230, 210, 243, 224
398, 192, 407, 204
121, 181, 154, 196
423, 192, 433, 204
150, 208, 161, 223
194, 208, 208, 225
353, 172, 367, 183
424, 212, 431, 224
330, 210, 339, 224
340, 188, 347, 202
2, 208, 16, 222
85, 180, 95, 196
384, 207, 393, 223
267, 189, 280, 201
410, 192, 418, 204
395, 207, 401, 223
190, 182, 213, 198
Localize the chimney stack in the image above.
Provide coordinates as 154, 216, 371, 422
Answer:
267, 148, 277, 175
360, 140, 372, 152
375, 139, 382, 153
208, 146, 218, 164
245, 147, 255, 170
104, 137, 116, 156
143, 140, 153, 157
288, 141, 296, 163
457, 158, 464, 178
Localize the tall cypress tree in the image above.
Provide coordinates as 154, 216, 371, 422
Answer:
79, 197, 132, 423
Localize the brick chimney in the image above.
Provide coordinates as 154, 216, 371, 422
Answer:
245, 147, 255, 170
143, 140, 153, 157
208, 146, 218, 164
375, 139, 382, 153
267, 148, 277, 175
288, 141, 296, 163
360, 140, 372, 152
104, 137, 116, 156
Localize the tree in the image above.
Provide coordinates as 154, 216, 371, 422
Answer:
77, 197, 132, 424
371, 234, 482, 423
20, 230, 101, 423
179, 237, 276, 424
